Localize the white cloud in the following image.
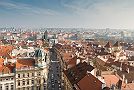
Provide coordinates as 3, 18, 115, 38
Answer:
1, 0, 134, 28
0, 1, 59, 16
60, 0, 134, 28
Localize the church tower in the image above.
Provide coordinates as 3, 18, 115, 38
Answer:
112, 41, 122, 52
42, 30, 49, 47
34, 49, 47, 68
43, 30, 48, 41
104, 42, 112, 53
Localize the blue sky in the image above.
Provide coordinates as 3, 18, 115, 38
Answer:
0, 0, 134, 28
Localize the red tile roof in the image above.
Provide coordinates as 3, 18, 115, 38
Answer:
122, 83, 134, 90
67, 56, 77, 68
0, 58, 4, 65
0, 45, 13, 59
102, 75, 119, 87
77, 73, 102, 90
0, 64, 15, 74
16, 58, 35, 68
64, 62, 94, 85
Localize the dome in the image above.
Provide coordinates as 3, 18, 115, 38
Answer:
34, 49, 45, 58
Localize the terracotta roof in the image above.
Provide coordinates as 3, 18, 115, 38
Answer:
64, 62, 94, 85
62, 53, 74, 62
77, 73, 102, 90
96, 58, 106, 66
105, 61, 134, 72
106, 58, 115, 63
0, 64, 15, 74
95, 58, 108, 71
44, 48, 49, 53
67, 56, 77, 68
122, 83, 134, 90
117, 71, 134, 83
0, 58, 4, 65
0, 45, 13, 59
102, 75, 119, 87
16, 58, 35, 68
54, 43, 62, 50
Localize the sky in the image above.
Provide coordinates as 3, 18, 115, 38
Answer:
0, 0, 134, 28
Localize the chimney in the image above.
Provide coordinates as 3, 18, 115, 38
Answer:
120, 62, 122, 71
122, 74, 125, 82
72, 54, 74, 58
125, 79, 128, 84
4, 57, 8, 65
127, 68, 130, 73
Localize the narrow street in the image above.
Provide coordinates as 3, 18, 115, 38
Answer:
47, 48, 63, 90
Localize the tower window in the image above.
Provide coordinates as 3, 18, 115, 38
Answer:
23, 81, 25, 85
18, 81, 20, 86
18, 74, 20, 78
32, 80, 34, 84
23, 74, 25, 77
32, 73, 34, 76
27, 80, 29, 85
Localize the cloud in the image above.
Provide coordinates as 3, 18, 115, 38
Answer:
1, 0, 134, 28
59, 0, 134, 28
0, 1, 59, 16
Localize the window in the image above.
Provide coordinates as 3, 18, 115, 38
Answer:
32, 86, 34, 90
27, 80, 29, 85
11, 85, 14, 90
23, 87, 25, 90
27, 87, 29, 90
23, 74, 25, 77
18, 81, 20, 86
36, 87, 39, 90
6, 78, 8, 81
38, 72, 41, 76
11, 78, 13, 80
32, 73, 34, 76
0, 79, 2, 81
27, 73, 29, 77
38, 79, 41, 84
18, 74, 20, 78
5, 85, 8, 90
23, 81, 25, 85
32, 80, 34, 84
0, 84, 2, 90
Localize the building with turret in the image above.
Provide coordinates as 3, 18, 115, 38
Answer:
15, 48, 50, 90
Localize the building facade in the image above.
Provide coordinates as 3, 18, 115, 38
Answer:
0, 65, 15, 90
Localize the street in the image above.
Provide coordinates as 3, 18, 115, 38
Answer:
47, 48, 63, 90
